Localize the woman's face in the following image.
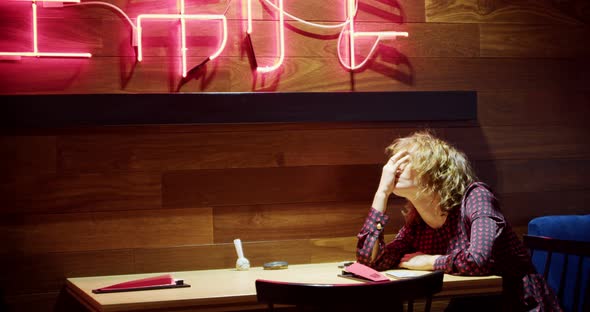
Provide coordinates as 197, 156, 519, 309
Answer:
392, 153, 419, 197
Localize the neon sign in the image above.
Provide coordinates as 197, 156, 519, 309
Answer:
0, 0, 408, 74
0, 0, 91, 58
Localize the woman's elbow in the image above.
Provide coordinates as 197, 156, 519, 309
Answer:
454, 254, 493, 275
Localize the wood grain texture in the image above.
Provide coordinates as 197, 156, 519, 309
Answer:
426, 0, 589, 24
1, 1, 590, 311
0, 136, 56, 179
477, 90, 590, 126
474, 158, 590, 194
480, 24, 590, 58
2, 56, 589, 94
57, 127, 420, 173
163, 165, 382, 208
25, 0, 426, 23
444, 126, 590, 161
57, 130, 291, 173
0, 249, 134, 295
212, 200, 405, 243
2, 16, 474, 59
0, 172, 161, 214
498, 189, 590, 226
135, 239, 312, 273
0, 208, 213, 253
56, 125, 590, 173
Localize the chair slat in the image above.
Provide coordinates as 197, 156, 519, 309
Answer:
523, 234, 590, 312
557, 255, 569, 308
573, 256, 584, 312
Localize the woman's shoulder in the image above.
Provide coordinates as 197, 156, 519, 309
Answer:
463, 182, 495, 200
461, 182, 501, 216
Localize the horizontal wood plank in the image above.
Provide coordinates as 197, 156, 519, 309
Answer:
498, 189, 590, 226
0, 135, 56, 180
163, 165, 382, 208
1, 0, 425, 23
56, 127, 418, 173
426, 0, 588, 24
0, 172, 161, 214
212, 200, 406, 243
0, 208, 213, 253
444, 126, 590, 161
56, 125, 590, 171
0, 249, 134, 295
2, 53, 589, 94
135, 239, 313, 273
477, 91, 590, 127
480, 24, 590, 58
474, 158, 590, 194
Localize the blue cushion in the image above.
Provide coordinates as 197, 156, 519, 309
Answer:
528, 215, 590, 312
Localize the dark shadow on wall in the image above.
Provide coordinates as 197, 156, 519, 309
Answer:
0, 288, 7, 312
438, 125, 499, 213
54, 285, 87, 312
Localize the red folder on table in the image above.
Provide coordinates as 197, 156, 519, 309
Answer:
344, 262, 389, 282
92, 274, 190, 294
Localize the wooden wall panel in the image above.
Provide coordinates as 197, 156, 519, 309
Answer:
27, 0, 427, 23
0, 172, 161, 214
498, 189, 590, 226
0, 208, 213, 253
163, 165, 382, 208
1, 0, 589, 311
477, 91, 590, 126
212, 201, 405, 243
2, 56, 588, 93
2, 18, 477, 59
0, 249, 135, 295
474, 159, 590, 194
135, 240, 314, 272
426, 0, 589, 24
480, 24, 590, 58
57, 127, 416, 173
58, 131, 290, 173
56, 124, 590, 172
444, 126, 590, 161
0, 136, 56, 179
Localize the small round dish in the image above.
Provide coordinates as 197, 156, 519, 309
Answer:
263, 261, 289, 270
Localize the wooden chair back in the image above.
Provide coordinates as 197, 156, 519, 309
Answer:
523, 234, 590, 312
255, 270, 444, 312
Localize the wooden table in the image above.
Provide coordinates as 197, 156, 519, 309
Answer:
66, 262, 502, 312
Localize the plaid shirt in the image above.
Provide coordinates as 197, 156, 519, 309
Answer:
356, 182, 562, 312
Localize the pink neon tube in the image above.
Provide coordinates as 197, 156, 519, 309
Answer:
337, 0, 408, 70
0, 0, 90, 58
136, 14, 227, 77
249, 0, 284, 73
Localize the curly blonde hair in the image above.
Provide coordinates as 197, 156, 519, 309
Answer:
386, 130, 477, 217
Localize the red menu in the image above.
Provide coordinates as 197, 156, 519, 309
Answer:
92, 274, 190, 294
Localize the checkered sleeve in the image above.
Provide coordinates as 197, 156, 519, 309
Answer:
438, 186, 505, 275
356, 207, 415, 271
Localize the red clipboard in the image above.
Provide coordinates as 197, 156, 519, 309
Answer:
92, 274, 190, 294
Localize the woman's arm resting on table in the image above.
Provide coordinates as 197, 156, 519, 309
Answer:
399, 252, 441, 270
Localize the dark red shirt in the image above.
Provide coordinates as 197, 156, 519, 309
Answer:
356, 182, 562, 312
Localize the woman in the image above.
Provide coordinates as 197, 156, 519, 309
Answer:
356, 130, 561, 312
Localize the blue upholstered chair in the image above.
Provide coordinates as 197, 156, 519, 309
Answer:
526, 215, 590, 312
